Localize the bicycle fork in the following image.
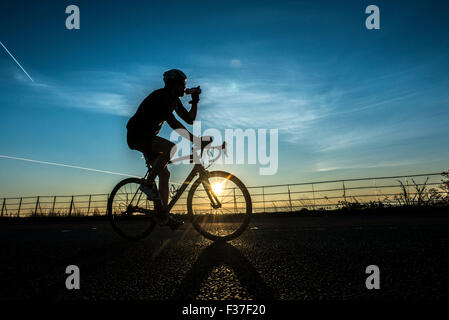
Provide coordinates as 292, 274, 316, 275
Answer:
201, 178, 222, 209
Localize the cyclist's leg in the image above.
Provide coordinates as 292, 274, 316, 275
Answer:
147, 136, 177, 208
157, 167, 170, 210
146, 137, 183, 229
147, 137, 176, 180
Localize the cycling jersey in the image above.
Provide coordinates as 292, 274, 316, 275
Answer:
126, 88, 183, 152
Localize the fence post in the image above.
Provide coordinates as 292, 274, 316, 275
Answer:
312, 183, 316, 209
18, 197, 22, 217
262, 187, 265, 213
34, 196, 40, 216
1, 198, 5, 217
405, 176, 410, 204
288, 186, 292, 212
373, 178, 378, 202
68, 196, 74, 217
52, 196, 57, 215
87, 195, 92, 216
106, 194, 109, 215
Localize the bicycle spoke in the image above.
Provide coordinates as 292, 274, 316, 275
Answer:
219, 207, 235, 214
189, 171, 251, 240
221, 194, 244, 205
218, 187, 233, 205
109, 178, 156, 241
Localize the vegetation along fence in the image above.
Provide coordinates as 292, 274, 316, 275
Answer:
1, 171, 448, 218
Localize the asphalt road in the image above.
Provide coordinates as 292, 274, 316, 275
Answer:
1, 213, 449, 301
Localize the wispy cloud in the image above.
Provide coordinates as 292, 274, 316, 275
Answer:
6, 60, 448, 156
194, 77, 335, 144
314, 159, 420, 172
9, 66, 166, 116
9, 64, 336, 144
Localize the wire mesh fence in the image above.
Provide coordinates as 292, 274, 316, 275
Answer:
1, 171, 448, 217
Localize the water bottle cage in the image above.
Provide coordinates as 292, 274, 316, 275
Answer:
170, 184, 179, 197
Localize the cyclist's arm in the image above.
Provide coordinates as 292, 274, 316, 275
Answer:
166, 113, 195, 141
175, 100, 197, 125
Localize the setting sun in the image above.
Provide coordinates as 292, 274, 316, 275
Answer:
212, 182, 224, 195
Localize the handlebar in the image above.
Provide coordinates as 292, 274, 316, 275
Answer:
192, 137, 225, 151
168, 139, 226, 165
191, 138, 227, 164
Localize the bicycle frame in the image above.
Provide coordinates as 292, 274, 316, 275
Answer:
142, 141, 227, 212
166, 163, 215, 211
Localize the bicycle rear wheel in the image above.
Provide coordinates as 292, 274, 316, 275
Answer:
187, 171, 252, 241
107, 178, 157, 241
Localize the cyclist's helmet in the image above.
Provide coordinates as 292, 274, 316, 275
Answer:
163, 69, 187, 84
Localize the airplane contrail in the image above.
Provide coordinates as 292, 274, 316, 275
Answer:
0, 154, 184, 185
0, 154, 139, 178
0, 40, 34, 82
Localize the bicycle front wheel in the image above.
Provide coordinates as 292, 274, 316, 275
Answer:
187, 171, 252, 241
107, 178, 157, 241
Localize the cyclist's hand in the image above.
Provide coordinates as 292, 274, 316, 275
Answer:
190, 93, 200, 104
188, 86, 201, 104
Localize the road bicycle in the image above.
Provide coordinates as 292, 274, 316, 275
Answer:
107, 139, 252, 241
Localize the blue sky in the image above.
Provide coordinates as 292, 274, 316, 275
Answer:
1, 0, 449, 197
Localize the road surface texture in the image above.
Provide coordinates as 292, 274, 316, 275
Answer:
1, 212, 449, 302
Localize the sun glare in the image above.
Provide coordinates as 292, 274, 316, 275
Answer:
212, 182, 223, 195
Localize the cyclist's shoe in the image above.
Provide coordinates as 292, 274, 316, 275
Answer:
153, 212, 184, 230
165, 216, 184, 231
140, 180, 160, 201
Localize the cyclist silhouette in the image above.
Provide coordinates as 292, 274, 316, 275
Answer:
126, 69, 209, 229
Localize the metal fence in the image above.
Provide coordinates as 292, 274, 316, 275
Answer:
1, 171, 448, 218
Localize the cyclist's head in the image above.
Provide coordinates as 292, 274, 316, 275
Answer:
163, 69, 187, 97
